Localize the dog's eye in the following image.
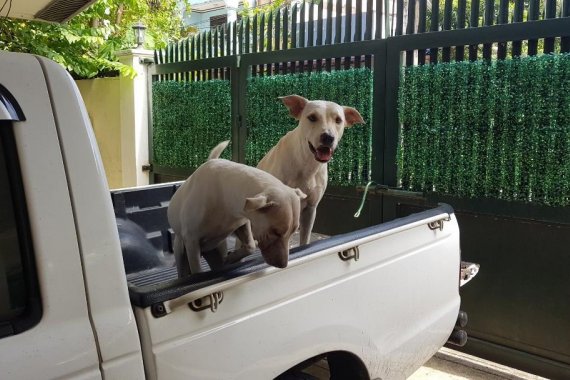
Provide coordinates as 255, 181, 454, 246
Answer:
307, 114, 318, 122
335, 116, 343, 124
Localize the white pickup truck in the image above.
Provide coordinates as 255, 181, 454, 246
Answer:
0, 26, 483, 379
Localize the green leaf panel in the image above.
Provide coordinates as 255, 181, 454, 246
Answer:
152, 80, 232, 169
398, 53, 570, 206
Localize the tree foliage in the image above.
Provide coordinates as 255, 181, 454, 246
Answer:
239, 0, 289, 17
239, 0, 321, 18
0, 0, 191, 79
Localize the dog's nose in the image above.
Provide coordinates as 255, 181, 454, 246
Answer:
320, 133, 335, 146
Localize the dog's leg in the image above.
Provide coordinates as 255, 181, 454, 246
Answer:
202, 241, 227, 271
299, 206, 317, 245
226, 221, 256, 265
235, 221, 256, 252
174, 234, 192, 277
184, 238, 203, 275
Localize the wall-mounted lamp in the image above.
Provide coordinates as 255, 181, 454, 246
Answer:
132, 21, 147, 48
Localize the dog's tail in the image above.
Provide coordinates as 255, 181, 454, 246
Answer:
208, 140, 230, 160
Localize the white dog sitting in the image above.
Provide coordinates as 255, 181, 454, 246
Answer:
168, 140, 306, 277
258, 95, 364, 245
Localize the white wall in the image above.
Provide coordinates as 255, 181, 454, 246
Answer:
75, 77, 123, 189
76, 49, 153, 189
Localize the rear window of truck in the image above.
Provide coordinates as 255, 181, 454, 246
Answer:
0, 124, 41, 338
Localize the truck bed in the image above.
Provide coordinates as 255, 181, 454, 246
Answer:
111, 183, 458, 308
126, 231, 327, 286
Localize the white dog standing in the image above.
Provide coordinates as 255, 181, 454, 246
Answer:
258, 95, 364, 245
168, 141, 306, 277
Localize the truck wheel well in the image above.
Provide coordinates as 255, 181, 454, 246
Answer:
327, 351, 370, 380
275, 351, 369, 380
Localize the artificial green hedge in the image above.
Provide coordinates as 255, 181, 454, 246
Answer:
246, 68, 373, 186
152, 80, 232, 168
398, 53, 570, 206
152, 69, 373, 186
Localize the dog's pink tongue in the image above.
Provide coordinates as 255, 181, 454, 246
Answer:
316, 146, 333, 162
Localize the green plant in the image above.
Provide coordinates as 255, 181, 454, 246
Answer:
239, 0, 289, 18
151, 68, 373, 186
152, 80, 232, 168
398, 53, 570, 206
0, 0, 190, 78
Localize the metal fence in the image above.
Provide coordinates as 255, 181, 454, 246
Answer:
155, 0, 384, 80
148, 3, 570, 377
155, 0, 569, 74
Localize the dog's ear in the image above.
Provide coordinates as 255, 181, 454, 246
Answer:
293, 188, 307, 200
279, 95, 308, 119
343, 107, 365, 127
244, 194, 279, 212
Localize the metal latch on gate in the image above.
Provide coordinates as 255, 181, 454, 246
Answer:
338, 247, 360, 262
428, 216, 451, 231
188, 291, 224, 313
460, 262, 480, 287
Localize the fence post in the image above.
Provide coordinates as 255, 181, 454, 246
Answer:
372, 41, 387, 186
383, 41, 403, 188
240, 61, 251, 164
116, 48, 154, 187
230, 57, 249, 164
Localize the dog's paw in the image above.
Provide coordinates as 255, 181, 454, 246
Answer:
225, 248, 252, 265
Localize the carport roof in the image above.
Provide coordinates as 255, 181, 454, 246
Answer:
1, 0, 97, 23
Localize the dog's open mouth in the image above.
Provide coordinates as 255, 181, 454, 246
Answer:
308, 142, 333, 163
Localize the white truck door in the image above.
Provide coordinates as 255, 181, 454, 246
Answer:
0, 51, 102, 380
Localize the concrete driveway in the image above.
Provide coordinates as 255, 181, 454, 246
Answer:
409, 348, 547, 380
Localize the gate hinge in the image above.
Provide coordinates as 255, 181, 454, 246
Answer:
142, 163, 153, 172
339, 246, 359, 262
460, 261, 480, 287
139, 57, 155, 64
189, 291, 224, 313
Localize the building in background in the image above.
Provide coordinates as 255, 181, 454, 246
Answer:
183, 0, 243, 33
182, 0, 400, 40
